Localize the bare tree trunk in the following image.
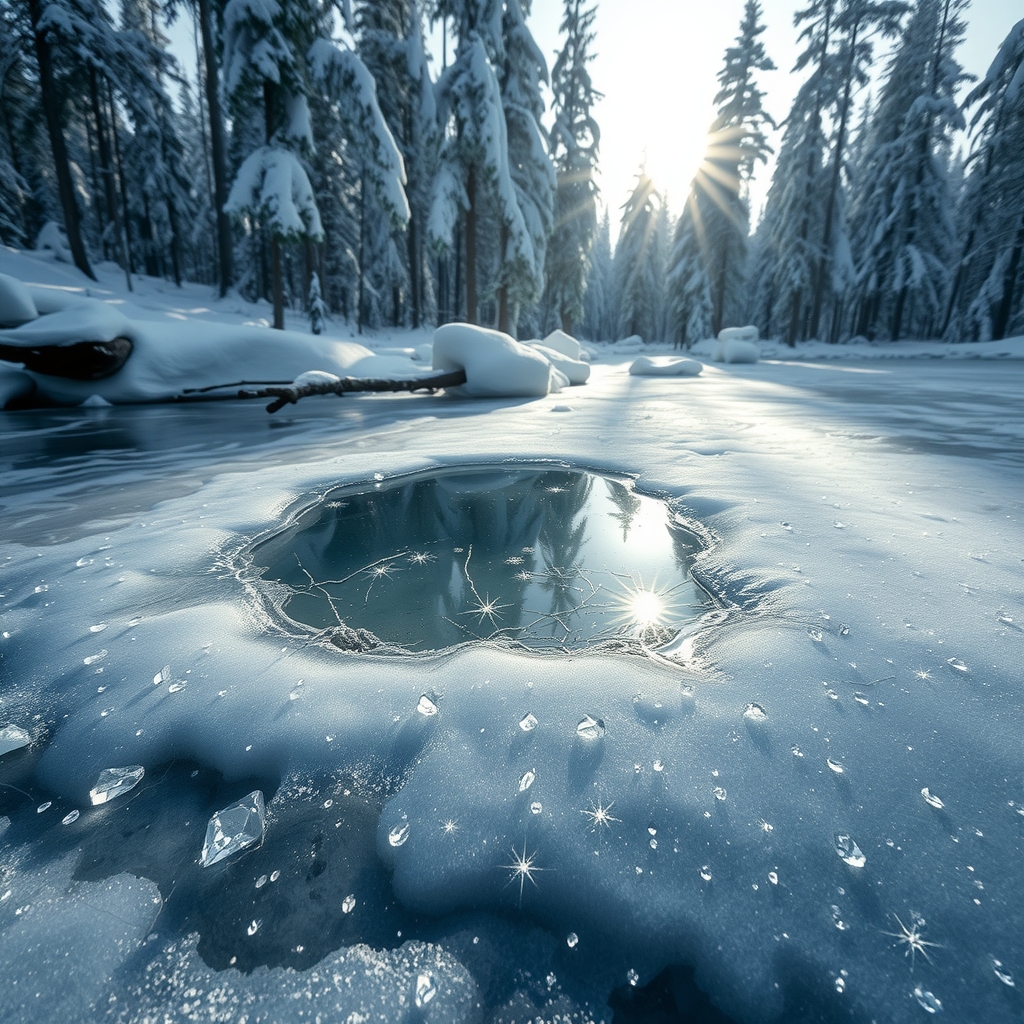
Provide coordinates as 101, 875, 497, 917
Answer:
29, 0, 94, 280
497, 223, 510, 333
196, 0, 234, 296
992, 211, 1024, 341
465, 165, 478, 324
108, 78, 136, 275
88, 67, 132, 290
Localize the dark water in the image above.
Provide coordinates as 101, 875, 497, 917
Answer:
253, 466, 707, 653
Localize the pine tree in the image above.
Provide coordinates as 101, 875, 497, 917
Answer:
946, 18, 1024, 341
497, 0, 555, 336
26, 0, 119, 279
614, 169, 663, 341
544, 0, 601, 336
222, 0, 322, 329
703, 0, 775, 334
667, 194, 714, 348
850, 0, 968, 340
806, 0, 907, 340
753, 0, 839, 345
582, 208, 612, 340
429, 0, 531, 326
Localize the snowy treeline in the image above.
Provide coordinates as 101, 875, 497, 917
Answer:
660, 0, 1024, 345
0, 0, 600, 338
1, 1, 1021, 344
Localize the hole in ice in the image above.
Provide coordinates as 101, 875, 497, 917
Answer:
250, 466, 708, 654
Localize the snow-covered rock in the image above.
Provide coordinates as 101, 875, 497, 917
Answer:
432, 323, 565, 397
540, 329, 582, 361
524, 341, 590, 385
0, 273, 38, 326
713, 325, 760, 364
629, 355, 703, 377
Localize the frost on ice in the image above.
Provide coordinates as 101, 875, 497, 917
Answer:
200, 791, 266, 867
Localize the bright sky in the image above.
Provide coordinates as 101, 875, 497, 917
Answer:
523, 0, 1020, 237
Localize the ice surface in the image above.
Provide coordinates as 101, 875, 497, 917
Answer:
1, 299, 1022, 1024
0, 725, 31, 757
88, 765, 145, 805
252, 466, 705, 653
200, 791, 266, 867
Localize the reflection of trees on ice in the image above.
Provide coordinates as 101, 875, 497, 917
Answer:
252, 468, 702, 652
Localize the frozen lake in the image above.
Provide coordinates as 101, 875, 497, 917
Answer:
1, 356, 1022, 1023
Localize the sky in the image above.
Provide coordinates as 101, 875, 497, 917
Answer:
169, 1, 1021, 242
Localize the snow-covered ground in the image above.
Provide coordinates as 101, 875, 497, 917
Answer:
1, 249, 1023, 1023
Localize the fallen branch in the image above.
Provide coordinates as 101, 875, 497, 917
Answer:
174, 368, 468, 412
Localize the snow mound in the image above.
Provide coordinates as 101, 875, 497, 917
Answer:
524, 342, 590, 385
0, 292, 389, 405
541, 329, 582, 361
719, 326, 759, 344
612, 335, 645, 353
34, 221, 71, 262
432, 323, 565, 397
0, 273, 38, 326
0, 363, 34, 406
713, 326, 760, 364
629, 356, 703, 377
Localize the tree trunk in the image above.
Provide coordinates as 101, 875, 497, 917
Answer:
809, 16, 859, 341
29, 0, 94, 280
271, 235, 284, 329
89, 68, 132, 290
197, 0, 234, 296
497, 223, 510, 333
108, 78, 136, 275
992, 211, 1024, 341
465, 165, 478, 324
407, 214, 421, 328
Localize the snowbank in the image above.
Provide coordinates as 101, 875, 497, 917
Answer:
0, 293, 408, 405
0, 273, 38, 326
540, 328, 582, 361
714, 326, 760, 364
432, 323, 566, 397
524, 341, 590, 385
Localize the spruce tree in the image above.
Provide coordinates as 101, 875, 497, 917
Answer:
582, 208, 612, 340
850, 0, 968, 340
754, 0, 839, 345
946, 18, 1024, 341
704, 0, 775, 334
614, 169, 663, 341
497, 0, 555, 336
545, 0, 601, 336
429, 0, 530, 326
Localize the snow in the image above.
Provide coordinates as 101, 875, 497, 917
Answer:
628, 355, 703, 377
1, 248, 1023, 1023
523, 341, 590, 385
0, 273, 38, 326
541, 328, 583, 360
432, 323, 566, 397
225, 146, 324, 240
